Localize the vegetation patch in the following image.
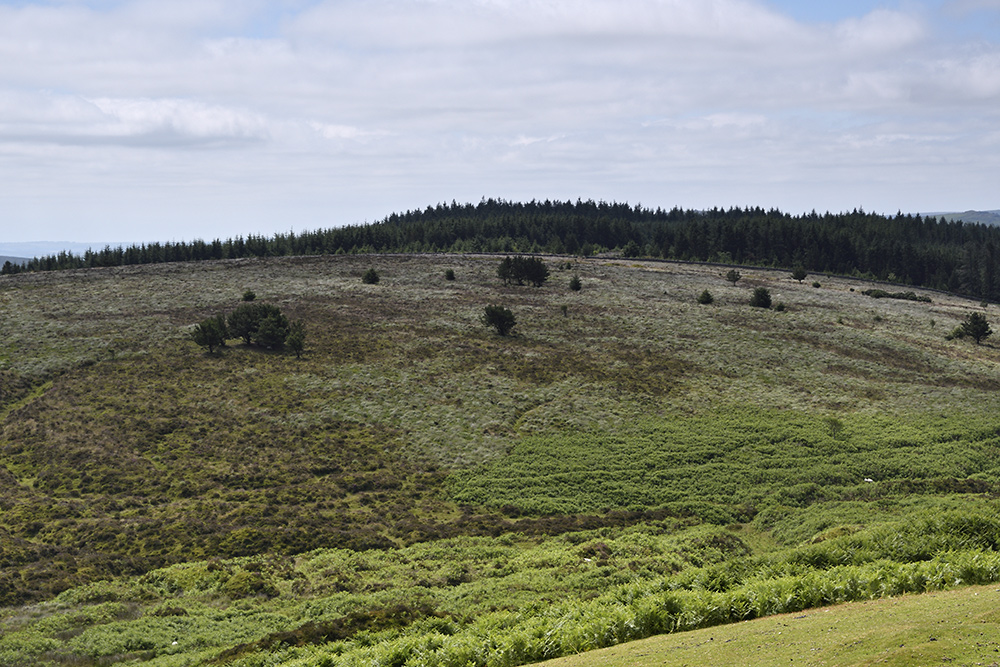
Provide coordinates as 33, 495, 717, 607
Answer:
861, 288, 932, 303
447, 409, 1000, 519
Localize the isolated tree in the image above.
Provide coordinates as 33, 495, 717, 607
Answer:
482, 305, 516, 336
750, 287, 772, 309
190, 314, 228, 353
286, 320, 306, 358
362, 268, 380, 284
791, 266, 808, 283
960, 311, 992, 344
697, 289, 714, 304
569, 274, 582, 291
242, 289, 256, 302
725, 269, 741, 285
444, 268, 456, 281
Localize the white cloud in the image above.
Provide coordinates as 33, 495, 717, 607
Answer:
87, 97, 271, 144
0, 92, 270, 146
833, 9, 927, 54
310, 121, 387, 141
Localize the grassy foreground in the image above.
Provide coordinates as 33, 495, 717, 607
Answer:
2, 253, 1000, 665
541, 584, 1000, 667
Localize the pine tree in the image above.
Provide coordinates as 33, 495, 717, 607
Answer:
190, 315, 228, 353
287, 321, 306, 358
482, 305, 516, 336
750, 287, 772, 309
960, 311, 992, 344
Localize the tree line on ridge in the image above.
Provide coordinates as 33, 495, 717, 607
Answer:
4, 199, 1000, 301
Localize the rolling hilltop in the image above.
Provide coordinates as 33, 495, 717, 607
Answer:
1, 236, 999, 665
8, 201, 1000, 301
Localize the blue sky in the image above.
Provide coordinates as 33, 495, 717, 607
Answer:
1, 0, 999, 246
770, 0, 999, 34
767, 0, 899, 22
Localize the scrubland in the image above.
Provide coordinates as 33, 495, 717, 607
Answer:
1, 254, 998, 666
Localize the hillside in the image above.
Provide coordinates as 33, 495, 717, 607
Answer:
1, 253, 999, 666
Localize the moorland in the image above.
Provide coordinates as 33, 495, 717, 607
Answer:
1, 246, 999, 666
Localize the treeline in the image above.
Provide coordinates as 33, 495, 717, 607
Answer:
5, 199, 1000, 300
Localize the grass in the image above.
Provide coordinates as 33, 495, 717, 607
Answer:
2, 253, 1000, 664
539, 584, 1000, 667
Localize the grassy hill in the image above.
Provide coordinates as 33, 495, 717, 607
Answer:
1, 253, 999, 666
539, 584, 1000, 667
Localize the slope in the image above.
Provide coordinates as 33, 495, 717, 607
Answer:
1, 253, 1000, 665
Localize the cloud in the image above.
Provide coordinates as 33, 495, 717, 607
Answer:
310, 122, 387, 141
0, 0, 999, 243
0, 92, 270, 146
287, 0, 802, 45
833, 9, 927, 54
89, 97, 270, 145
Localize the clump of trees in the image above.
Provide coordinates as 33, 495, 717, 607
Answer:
191, 303, 304, 354
228, 303, 286, 345
482, 305, 516, 336
497, 256, 549, 287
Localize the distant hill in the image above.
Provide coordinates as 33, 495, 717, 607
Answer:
0, 255, 29, 267
928, 209, 1000, 225
0, 241, 123, 260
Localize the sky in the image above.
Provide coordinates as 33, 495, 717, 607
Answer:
1, 0, 999, 246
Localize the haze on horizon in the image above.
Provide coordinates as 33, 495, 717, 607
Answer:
1, 0, 999, 246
